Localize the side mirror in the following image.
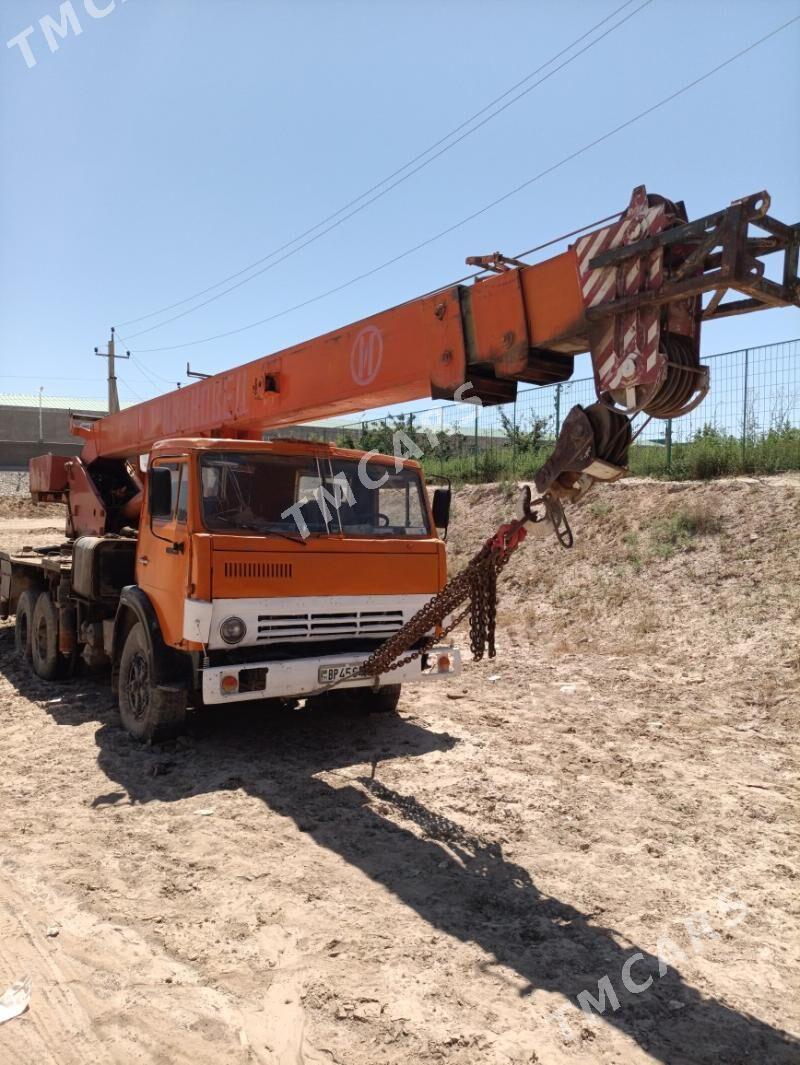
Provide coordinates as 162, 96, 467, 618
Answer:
149, 466, 173, 519
431, 487, 451, 532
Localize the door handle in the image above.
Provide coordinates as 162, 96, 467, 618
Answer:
140, 556, 149, 566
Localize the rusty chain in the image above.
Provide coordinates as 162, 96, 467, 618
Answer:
357, 525, 525, 679
355, 398, 640, 682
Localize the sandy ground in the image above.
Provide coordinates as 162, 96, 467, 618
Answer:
0, 477, 798, 1064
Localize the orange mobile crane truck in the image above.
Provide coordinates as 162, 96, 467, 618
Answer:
2, 187, 797, 741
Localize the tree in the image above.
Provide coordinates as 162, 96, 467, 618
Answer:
498, 410, 551, 452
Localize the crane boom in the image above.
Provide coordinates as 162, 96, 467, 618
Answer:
74, 185, 799, 464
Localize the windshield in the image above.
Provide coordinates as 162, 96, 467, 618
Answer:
200, 452, 431, 538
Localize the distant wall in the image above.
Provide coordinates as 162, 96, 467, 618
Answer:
265, 425, 343, 443
0, 407, 90, 469
0, 410, 345, 469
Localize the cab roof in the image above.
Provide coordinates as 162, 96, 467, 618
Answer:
149, 436, 421, 470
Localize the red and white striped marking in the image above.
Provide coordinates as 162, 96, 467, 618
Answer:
577, 193, 672, 404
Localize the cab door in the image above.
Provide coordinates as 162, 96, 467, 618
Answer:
136, 458, 190, 647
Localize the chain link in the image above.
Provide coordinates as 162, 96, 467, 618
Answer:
358, 536, 519, 678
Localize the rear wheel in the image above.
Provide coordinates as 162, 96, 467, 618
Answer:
31, 593, 62, 680
118, 622, 187, 742
14, 589, 38, 662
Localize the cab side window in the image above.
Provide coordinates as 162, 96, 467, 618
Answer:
152, 461, 187, 523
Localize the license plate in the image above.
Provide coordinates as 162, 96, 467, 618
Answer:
318, 662, 362, 684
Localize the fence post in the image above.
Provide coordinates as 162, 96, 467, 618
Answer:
741, 347, 750, 465
554, 382, 562, 439
511, 396, 517, 479
665, 418, 672, 473
474, 406, 479, 481
439, 407, 444, 478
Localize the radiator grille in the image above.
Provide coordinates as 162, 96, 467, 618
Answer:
223, 561, 293, 580
256, 609, 404, 643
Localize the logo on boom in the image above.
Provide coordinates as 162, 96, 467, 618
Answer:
350, 325, 383, 386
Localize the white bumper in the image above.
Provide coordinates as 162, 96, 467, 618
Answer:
201, 646, 461, 705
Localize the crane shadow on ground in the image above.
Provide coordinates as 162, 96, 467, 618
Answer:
85, 696, 799, 1065
2, 635, 796, 1065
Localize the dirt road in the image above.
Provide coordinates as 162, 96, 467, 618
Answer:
0, 478, 798, 1064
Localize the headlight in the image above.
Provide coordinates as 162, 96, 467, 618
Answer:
220, 616, 246, 645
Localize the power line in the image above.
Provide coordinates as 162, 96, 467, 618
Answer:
118, 0, 641, 331
113, 331, 177, 386
131, 210, 622, 359
117, 376, 145, 402
129, 350, 175, 387
128, 355, 162, 389
514, 211, 624, 260
118, 0, 652, 336
131, 354, 174, 387
130, 14, 799, 357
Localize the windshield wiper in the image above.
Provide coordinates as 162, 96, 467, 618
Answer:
260, 528, 308, 546
212, 514, 307, 545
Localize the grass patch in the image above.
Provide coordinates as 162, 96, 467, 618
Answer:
622, 530, 643, 573
648, 504, 723, 559
589, 500, 613, 519
498, 477, 518, 502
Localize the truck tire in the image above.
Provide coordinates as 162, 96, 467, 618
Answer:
31, 593, 62, 680
309, 683, 402, 716
14, 589, 38, 661
118, 622, 187, 743
355, 684, 402, 715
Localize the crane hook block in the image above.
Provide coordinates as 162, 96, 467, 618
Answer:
534, 403, 631, 501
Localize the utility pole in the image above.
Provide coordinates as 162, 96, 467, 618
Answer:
38, 386, 44, 443
94, 327, 129, 414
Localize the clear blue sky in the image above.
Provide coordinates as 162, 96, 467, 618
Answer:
1, 0, 798, 417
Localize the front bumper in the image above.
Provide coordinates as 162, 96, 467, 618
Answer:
201, 646, 462, 705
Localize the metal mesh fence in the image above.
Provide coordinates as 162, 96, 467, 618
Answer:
331, 338, 800, 481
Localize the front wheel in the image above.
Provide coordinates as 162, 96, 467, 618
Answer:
118, 622, 187, 742
308, 683, 402, 716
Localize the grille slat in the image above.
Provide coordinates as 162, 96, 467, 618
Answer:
255, 609, 406, 643
258, 623, 308, 630
258, 624, 308, 632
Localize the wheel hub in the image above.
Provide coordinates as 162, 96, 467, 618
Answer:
35, 617, 48, 662
127, 651, 150, 719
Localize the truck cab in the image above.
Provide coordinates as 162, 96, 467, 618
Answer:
119, 437, 459, 736
2, 438, 460, 742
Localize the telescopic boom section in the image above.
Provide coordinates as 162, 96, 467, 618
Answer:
75, 185, 798, 463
